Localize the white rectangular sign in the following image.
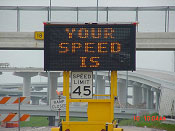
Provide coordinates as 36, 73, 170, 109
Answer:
71, 72, 93, 99
50, 97, 66, 111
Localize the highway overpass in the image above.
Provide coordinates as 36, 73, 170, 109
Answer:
0, 68, 175, 116
0, 32, 175, 50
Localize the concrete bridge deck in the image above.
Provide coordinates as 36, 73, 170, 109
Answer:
0, 32, 175, 50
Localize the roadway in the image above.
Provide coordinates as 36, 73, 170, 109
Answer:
120, 126, 165, 131
0, 126, 166, 131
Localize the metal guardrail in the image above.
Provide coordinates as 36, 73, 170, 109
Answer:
0, 63, 10, 68
0, 104, 157, 119
0, 6, 175, 11
162, 118, 175, 125
0, 67, 44, 72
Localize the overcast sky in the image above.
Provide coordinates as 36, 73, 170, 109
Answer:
0, 0, 175, 83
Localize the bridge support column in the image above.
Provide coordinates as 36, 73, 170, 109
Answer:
156, 91, 160, 110
146, 89, 150, 109
39, 72, 60, 105
146, 87, 153, 109
0, 72, 2, 75
150, 91, 154, 109
138, 87, 143, 104
31, 96, 40, 105
142, 88, 147, 104
97, 75, 105, 98
132, 86, 138, 106
118, 79, 127, 107
50, 73, 59, 100
141, 84, 151, 109
174, 51, 175, 72
13, 72, 38, 99
133, 82, 142, 107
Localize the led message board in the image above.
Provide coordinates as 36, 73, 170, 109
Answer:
44, 23, 136, 71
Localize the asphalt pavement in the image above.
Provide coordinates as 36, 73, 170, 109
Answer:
120, 126, 166, 131
0, 126, 166, 131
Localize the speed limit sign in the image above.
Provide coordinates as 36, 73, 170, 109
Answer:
71, 72, 93, 99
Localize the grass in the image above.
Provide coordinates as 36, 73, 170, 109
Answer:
118, 113, 175, 131
118, 118, 135, 126
20, 116, 49, 127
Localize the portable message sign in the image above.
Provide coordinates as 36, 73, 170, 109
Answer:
44, 23, 136, 71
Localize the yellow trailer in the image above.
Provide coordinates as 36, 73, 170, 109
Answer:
51, 71, 123, 131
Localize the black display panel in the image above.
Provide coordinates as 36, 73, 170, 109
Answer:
44, 23, 136, 71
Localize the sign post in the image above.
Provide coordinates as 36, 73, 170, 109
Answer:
50, 96, 66, 125
18, 96, 20, 131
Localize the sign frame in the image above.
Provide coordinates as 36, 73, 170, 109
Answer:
71, 71, 93, 99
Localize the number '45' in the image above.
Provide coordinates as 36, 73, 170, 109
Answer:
73, 86, 91, 96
